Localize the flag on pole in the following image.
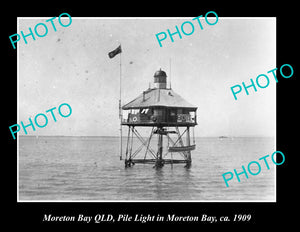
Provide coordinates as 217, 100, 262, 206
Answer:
108, 44, 123, 159
108, 45, 122, 58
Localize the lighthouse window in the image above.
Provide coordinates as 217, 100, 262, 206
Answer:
170, 109, 176, 116
122, 110, 129, 120
141, 108, 149, 114
189, 111, 196, 123
131, 109, 139, 114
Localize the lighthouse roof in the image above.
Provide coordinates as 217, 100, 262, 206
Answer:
154, 69, 167, 78
122, 88, 197, 110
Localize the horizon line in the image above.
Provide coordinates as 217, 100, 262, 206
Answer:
18, 135, 275, 138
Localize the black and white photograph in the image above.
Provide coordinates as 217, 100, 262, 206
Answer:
5, 3, 299, 227
17, 16, 276, 202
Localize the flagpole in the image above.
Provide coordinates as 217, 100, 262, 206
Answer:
119, 44, 123, 160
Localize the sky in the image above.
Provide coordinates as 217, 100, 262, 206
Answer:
18, 17, 276, 137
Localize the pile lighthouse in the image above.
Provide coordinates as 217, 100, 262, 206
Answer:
121, 68, 197, 168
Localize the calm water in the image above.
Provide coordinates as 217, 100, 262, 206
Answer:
19, 136, 275, 201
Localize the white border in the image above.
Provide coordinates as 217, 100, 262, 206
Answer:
17, 17, 277, 203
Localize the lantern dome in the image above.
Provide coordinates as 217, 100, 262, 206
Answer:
153, 68, 167, 89
154, 68, 167, 78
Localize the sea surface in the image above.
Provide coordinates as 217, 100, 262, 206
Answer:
19, 136, 275, 201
